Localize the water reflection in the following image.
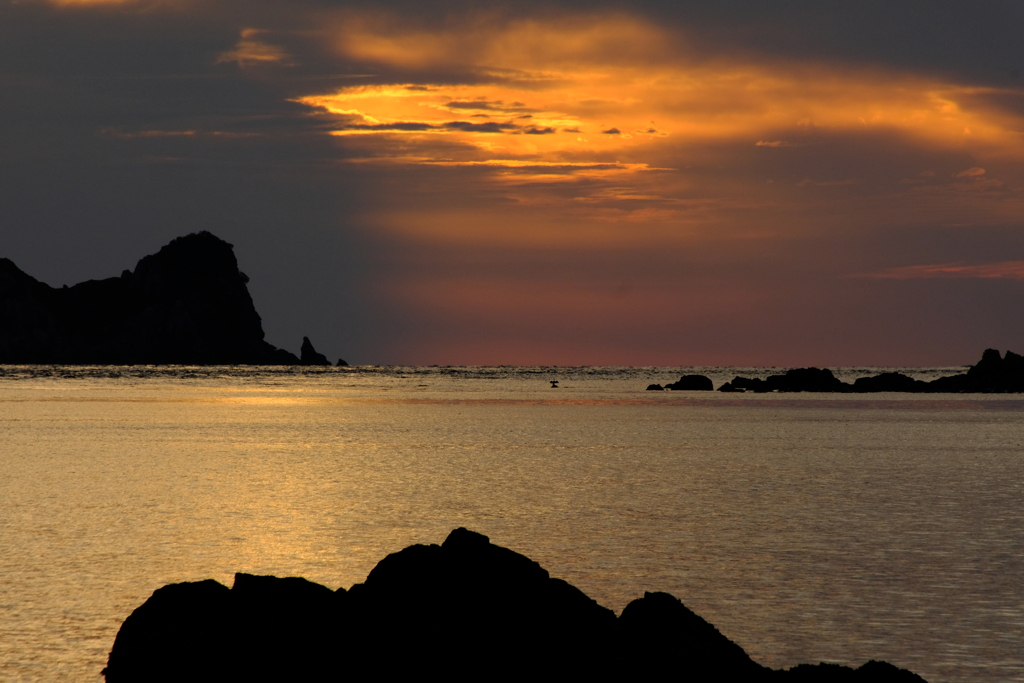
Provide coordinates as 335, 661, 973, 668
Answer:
0, 370, 1021, 681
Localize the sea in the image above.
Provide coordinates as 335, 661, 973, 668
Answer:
1, 364, 1022, 682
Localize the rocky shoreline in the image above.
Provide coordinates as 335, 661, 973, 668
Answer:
648, 348, 1024, 393
103, 528, 926, 682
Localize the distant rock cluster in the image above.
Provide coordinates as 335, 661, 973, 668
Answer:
0, 232, 343, 365
648, 349, 1024, 393
102, 528, 926, 682
646, 374, 714, 392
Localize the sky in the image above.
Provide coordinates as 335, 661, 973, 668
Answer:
2, 0, 1023, 366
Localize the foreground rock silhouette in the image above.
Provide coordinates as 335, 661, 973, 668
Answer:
0, 232, 335, 365
716, 348, 1024, 393
102, 528, 926, 682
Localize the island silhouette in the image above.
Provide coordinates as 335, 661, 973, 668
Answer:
102, 528, 926, 682
0, 232, 337, 365
648, 348, 1024, 393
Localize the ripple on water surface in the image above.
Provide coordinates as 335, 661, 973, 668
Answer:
0, 366, 1021, 681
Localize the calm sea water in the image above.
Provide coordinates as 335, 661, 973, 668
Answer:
1, 365, 1022, 682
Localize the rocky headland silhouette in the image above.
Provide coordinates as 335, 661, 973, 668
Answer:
102, 528, 926, 682
647, 349, 1024, 393
0, 232, 339, 365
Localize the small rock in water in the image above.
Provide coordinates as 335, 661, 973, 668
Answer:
664, 374, 713, 391
299, 337, 331, 366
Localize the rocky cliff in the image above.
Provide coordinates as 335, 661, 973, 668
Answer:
102, 528, 926, 682
0, 232, 320, 365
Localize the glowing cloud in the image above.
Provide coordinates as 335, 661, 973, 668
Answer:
294, 13, 1024, 195
330, 13, 669, 71
293, 22, 1024, 250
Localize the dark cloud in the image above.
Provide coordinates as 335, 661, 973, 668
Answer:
441, 120, 519, 132
446, 100, 503, 110
642, 0, 1024, 86
341, 122, 435, 131
330, 120, 539, 134
457, 0, 1024, 85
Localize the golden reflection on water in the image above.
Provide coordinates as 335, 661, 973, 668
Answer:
9, 388, 1021, 412
0, 376, 1022, 682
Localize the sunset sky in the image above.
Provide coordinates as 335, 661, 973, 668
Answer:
3, 0, 1023, 365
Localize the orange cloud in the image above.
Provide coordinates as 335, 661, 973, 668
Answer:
295, 15, 1024, 185
279, 11, 1024, 257
330, 13, 670, 71
305, 14, 1024, 155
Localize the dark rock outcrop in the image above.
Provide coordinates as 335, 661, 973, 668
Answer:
347, 527, 616, 678
618, 590, 764, 678
952, 347, 1024, 392
851, 372, 928, 393
720, 367, 849, 393
776, 660, 926, 681
0, 232, 306, 364
102, 528, 927, 682
664, 374, 714, 391
103, 574, 346, 683
103, 579, 234, 683
715, 349, 1024, 394
299, 336, 331, 366
646, 383, 664, 390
